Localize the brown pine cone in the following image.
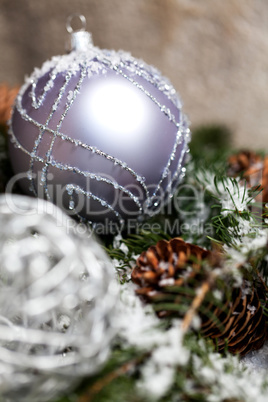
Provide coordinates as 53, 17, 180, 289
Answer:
0, 83, 19, 128
227, 150, 268, 205
227, 150, 262, 180
131, 238, 268, 356
132, 238, 211, 308
201, 281, 267, 355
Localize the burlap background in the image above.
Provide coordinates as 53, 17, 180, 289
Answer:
0, 0, 268, 148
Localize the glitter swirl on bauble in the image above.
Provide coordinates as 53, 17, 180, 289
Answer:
9, 18, 190, 226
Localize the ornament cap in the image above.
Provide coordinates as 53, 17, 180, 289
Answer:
66, 14, 93, 52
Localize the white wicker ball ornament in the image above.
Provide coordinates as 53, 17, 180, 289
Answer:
9, 15, 190, 226
0, 194, 118, 401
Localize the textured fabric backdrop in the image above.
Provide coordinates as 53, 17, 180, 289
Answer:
0, 0, 268, 148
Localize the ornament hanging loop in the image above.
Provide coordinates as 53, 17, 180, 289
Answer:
66, 14, 86, 34
66, 14, 93, 52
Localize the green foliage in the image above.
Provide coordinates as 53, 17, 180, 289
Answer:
56, 347, 151, 402
190, 124, 232, 166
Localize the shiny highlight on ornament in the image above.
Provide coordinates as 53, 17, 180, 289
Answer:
9, 15, 190, 225
86, 78, 148, 141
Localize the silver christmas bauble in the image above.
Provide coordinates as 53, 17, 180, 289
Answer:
0, 194, 118, 401
9, 16, 190, 226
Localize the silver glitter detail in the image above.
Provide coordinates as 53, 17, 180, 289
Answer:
9, 39, 190, 224
66, 184, 123, 221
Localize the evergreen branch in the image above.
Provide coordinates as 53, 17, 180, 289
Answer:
182, 281, 210, 332
78, 353, 148, 402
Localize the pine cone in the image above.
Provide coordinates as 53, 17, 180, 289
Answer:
131, 238, 268, 356
227, 150, 262, 180
227, 150, 268, 205
0, 83, 19, 127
